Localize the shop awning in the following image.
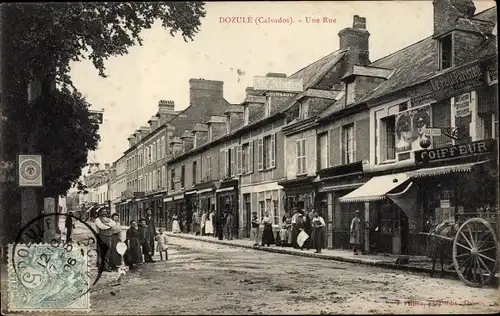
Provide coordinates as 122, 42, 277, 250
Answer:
407, 161, 485, 178
216, 186, 234, 193
339, 173, 410, 203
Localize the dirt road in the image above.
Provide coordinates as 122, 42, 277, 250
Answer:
88, 236, 500, 315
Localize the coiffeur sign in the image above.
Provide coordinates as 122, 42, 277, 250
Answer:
430, 61, 486, 101
415, 139, 496, 163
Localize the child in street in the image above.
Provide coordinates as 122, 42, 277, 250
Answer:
156, 228, 169, 261
279, 224, 289, 247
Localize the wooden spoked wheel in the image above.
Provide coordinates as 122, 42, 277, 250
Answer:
452, 218, 498, 287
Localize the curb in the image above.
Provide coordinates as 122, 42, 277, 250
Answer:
167, 233, 499, 287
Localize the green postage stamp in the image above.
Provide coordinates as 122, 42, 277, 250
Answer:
8, 242, 91, 312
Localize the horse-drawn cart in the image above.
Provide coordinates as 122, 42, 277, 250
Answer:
421, 214, 498, 288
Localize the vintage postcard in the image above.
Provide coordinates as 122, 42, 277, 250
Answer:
0, 1, 498, 315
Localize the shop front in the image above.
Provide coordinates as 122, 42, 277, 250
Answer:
216, 179, 239, 238
149, 192, 166, 229
279, 176, 317, 215
164, 193, 185, 232
184, 190, 198, 233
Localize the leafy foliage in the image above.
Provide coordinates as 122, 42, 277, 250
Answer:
7, 2, 206, 88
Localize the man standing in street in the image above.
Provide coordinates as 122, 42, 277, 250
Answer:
94, 208, 116, 272
145, 209, 157, 262
251, 212, 260, 246
350, 210, 363, 255
65, 211, 75, 242
225, 210, 234, 240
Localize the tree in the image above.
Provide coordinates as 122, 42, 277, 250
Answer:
6, 2, 207, 88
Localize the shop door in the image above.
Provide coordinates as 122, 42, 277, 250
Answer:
372, 202, 409, 254
243, 194, 251, 238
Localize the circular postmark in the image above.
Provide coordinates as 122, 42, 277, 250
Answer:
19, 159, 41, 181
11, 213, 106, 304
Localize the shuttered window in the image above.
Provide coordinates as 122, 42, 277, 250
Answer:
258, 138, 264, 171
237, 145, 243, 175
296, 138, 306, 175
270, 133, 276, 168
249, 141, 254, 173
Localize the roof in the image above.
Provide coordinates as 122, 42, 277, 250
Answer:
341, 65, 394, 80
302, 89, 342, 99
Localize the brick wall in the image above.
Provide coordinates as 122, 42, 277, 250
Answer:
189, 79, 224, 107
453, 31, 486, 66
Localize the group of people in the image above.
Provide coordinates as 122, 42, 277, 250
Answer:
171, 208, 236, 241
251, 208, 327, 253
93, 208, 170, 271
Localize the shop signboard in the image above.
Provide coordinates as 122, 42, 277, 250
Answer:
453, 93, 471, 118
430, 61, 486, 101
415, 139, 496, 164
243, 95, 266, 104
395, 105, 431, 154
405, 82, 436, 108
254, 76, 303, 92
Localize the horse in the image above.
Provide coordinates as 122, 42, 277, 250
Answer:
426, 220, 460, 278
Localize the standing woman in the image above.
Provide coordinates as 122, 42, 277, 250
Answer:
311, 210, 326, 253
109, 213, 122, 270
302, 210, 313, 250
125, 220, 143, 269
261, 211, 275, 247
200, 211, 208, 236
171, 215, 181, 233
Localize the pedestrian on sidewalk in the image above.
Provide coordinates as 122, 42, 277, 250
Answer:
291, 208, 301, 249
139, 218, 153, 262
251, 212, 260, 246
302, 209, 312, 251
145, 209, 157, 261
201, 211, 208, 236
65, 211, 75, 242
109, 213, 123, 270
225, 211, 234, 240
278, 224, 289, 247
261, 211, 275, 247
311, 210, 326, 253
94, 208, 116, 272
171, 215, 181, 233
350, 210, 363, 255
155, 228, 169, 261
215, 212, 224, 240
206, 209, 214, 236
125, 220, 143, 269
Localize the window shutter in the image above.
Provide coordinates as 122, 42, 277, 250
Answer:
301, 139, 306, 174
230, 147, 235, 176
326, 132, 330, 168
224, 149, 229, 177
296, 140, 301, 174
249, 141, 254, 173
237, 145, 242, 175
330, 127, 341, 167
270, 133, 276, 168
258, 138, 264, 171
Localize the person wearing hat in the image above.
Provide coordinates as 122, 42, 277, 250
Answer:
350, 210, 363, 255
144, 209, 157, 262
94, 208, 117, 271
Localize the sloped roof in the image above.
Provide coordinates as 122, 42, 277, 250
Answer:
472, 35, 497, 59
473, 6, 496, 21
342, 65, 394, 80
303, 89, 342, 99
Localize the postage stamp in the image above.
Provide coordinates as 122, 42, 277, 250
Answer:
7, 242, 91, 312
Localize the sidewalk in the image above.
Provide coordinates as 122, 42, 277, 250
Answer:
165, 232, 499, 286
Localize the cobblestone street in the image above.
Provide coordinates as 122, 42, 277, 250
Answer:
89, 237, 499, 315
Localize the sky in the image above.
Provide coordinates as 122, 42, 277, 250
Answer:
69, 0, 496, 168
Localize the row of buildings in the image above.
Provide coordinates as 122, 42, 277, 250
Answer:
76, 0, 498, 256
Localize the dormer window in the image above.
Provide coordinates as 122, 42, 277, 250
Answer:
264, 97, 271, 117
244, 106, 250, 125
226, 115, 230, 134
299, 102, 309, 120
439, 34, 452, 70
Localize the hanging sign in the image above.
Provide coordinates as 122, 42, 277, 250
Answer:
454, 93, 471, 118
18, 155, 43, 187
430, 62, 485, 101
415, 139, 496, 163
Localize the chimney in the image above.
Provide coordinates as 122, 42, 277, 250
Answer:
169, 137, 183, 155
338, 15, 370, 67
224, 105, 244, 133
139, 126, 150, 139
242, 87, 266, 125
148, 116, 159, 133
127, 134, 136, 147
180, 130, 194, 152
156, 100, 180, 125
104, 163, 110, 170
433, 0, 476, 37
206, 116, 226, 142
189, 78, 224, 107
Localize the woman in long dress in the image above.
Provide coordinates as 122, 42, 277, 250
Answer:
172, 215, 181, 233
205, 210, 214, 236
311, 210, 326, 253
109, 214, 122, 269
200, 211, 208, 236
125, 220, 143, 268
261, 211, 275, 247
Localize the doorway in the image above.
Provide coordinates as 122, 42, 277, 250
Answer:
372, 201, 409, 254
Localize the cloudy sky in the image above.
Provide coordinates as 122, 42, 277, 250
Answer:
69, 0, 495, 167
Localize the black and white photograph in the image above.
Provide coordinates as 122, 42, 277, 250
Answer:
0, 1, 498, 314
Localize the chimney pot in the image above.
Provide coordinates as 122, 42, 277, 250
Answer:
353, 15, 366, 29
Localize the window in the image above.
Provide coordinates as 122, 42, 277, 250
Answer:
439, 34, 452, 70
192, 161, 198, 185
299, 102, 309, 120
243, 193, 251, 222
379, 116, 396, 161
318, 132, 329, 170
242, 143, 249, 173
180, 165, 185, 188
342, 123, 356, 164
224, 149, 233, 177
149, 172, 153, 191
156, 169, 161, 189
296, 138, 306, 175
244, 106, 250, 125
258, 134, 276, 170
170, 167, 175, 191
272, 199, 279, 226
236, 145, 242, 175
153, 170, 157, 189
161, 166, 166, 188
206, 156, 212, 181
259, 201, 266, 221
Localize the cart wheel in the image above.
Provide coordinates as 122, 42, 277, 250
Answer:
452, 218, 498, 287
